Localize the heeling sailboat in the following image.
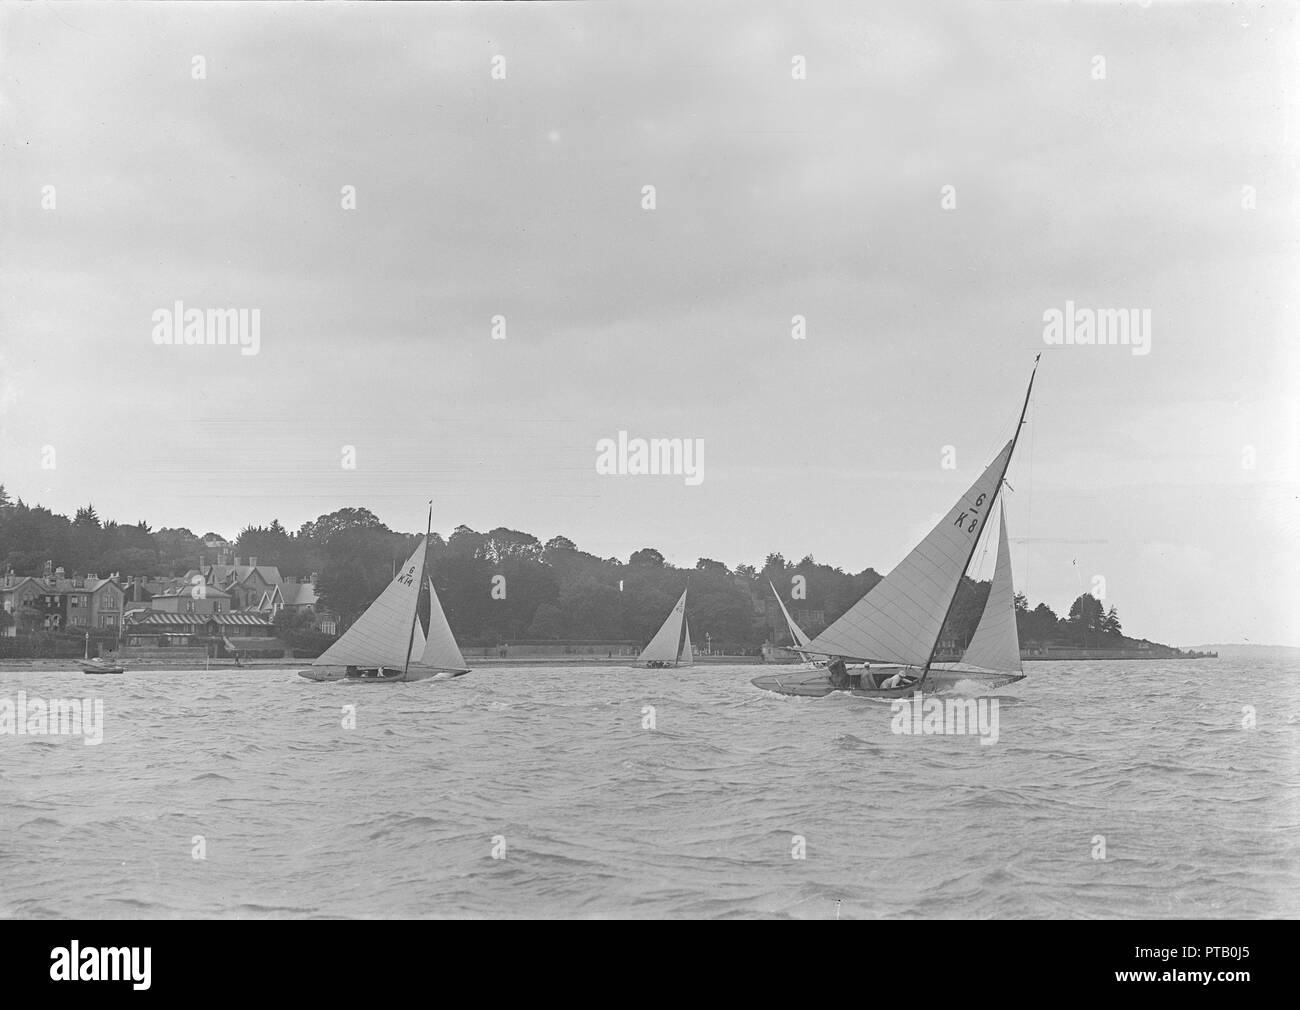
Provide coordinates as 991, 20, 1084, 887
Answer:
635, 588, 694, 669
298, 503, 471, 684
751, 356, 1039, 699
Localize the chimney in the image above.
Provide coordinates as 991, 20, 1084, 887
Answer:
55, 566, 66, 581
286, 575, 298, 584
310, 572, 318, 586
249, 556, 258, 567
43, 560, 53, 580
235, 557, 244, 567
4, 569, 12, 588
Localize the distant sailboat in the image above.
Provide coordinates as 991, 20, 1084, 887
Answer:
752, 356, 1038, 699
636, 588, 694, 668
298, 504, 470, 684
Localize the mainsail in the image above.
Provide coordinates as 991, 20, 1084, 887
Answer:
637, 588, 688, 665
419, 575, 469, 673
804, 440, 1014, 667
312, 538, 427, 669
770, 581, 813, 650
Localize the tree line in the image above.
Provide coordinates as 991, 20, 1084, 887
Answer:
0, 487, 1129, 652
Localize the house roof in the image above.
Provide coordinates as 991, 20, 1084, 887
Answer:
0, 576, 47, 595
10, 577, 121, 595
196, 564, 283, 587
154, 582, 231, 599
126, 611, 274, 628
280, 581, 318, 606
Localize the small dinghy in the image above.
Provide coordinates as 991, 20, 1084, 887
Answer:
78, 633, 125, 674
79, 658, 126, 675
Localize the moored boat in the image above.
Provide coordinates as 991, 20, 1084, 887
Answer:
79, 658, 126, 675
79, 632, 126, 674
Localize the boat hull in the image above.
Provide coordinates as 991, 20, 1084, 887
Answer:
751, 668, 1025, 699
298, 666, 470, 684
79, 661, 125, 675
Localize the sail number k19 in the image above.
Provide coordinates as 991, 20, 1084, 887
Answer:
953, 493, 987, 534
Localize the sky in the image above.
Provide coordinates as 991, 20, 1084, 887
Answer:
1, 1, 1296, 647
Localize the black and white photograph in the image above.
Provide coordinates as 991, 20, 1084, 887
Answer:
0, 0, 1296, 951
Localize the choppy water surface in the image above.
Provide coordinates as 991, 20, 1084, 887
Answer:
1, 660, 1297, 918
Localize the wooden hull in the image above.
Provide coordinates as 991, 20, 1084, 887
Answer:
79, 661, 125, 675
298, 666, 470, 684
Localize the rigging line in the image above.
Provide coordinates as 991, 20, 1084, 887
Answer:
1025, 389, 1036, 602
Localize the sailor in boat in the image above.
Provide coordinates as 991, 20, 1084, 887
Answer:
827, 658, 850, 689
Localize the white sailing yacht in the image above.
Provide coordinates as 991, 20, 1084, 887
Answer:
635, 588, 694, 668
752, 356, 1038, 698
298, 504, 470, 684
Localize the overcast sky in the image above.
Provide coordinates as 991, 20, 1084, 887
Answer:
2, 2, 1296, 647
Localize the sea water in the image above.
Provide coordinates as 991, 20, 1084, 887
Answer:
1, 660, 1296, 918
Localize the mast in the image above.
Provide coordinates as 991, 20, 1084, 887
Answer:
403, 501, 433, 677
920, 355, 1039, 686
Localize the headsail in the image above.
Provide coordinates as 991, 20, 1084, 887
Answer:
312, 538, 427, 668
420, 575, 469, 673
803, 440, 1014, 666
637, 588, 688, 665
681, 617, 694, 666
954, 503, 1021, 676
769, 581, 812, 650
409, 612, 427, 663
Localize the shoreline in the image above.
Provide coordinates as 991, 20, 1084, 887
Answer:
0, 654, 1222, 673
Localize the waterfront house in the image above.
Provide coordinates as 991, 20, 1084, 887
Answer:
1, 566, 124, 634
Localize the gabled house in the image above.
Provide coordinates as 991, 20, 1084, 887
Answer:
185, 552, 283, 612
0, 567, 124, 634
